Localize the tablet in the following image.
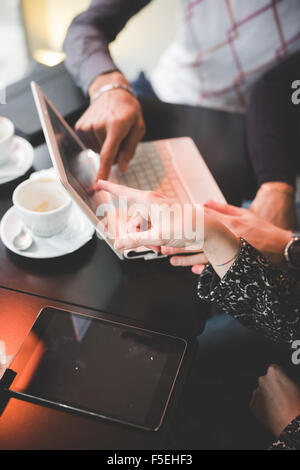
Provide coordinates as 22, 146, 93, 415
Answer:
5, 307, 187, 431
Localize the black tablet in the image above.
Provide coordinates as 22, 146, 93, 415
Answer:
5, 307, 187, 431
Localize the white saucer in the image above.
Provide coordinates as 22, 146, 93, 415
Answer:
0, 136, 34, 185
0, 204, 95, 259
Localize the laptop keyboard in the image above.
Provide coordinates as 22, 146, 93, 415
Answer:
111, 142, 188, 201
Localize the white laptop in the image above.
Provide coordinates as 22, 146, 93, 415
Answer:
31, 81, 226, 261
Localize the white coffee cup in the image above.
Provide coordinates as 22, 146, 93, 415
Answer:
0, 117, 14, 166
13, 179, 72, 237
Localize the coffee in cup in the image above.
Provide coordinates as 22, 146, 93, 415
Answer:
0, 117, 14, 166
13, 179, 72, 237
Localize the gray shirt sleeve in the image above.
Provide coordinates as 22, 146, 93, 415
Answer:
63, 0, 151, 95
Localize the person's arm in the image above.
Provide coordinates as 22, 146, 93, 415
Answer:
249, 365, 300, 450
247, 51, 300, 230
198, 239, 300, 346
63, 0, 151, 94
63, 0, 151, 180
96, 180, 300, 345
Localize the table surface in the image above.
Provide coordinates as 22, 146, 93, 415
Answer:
0, 64, 256, 449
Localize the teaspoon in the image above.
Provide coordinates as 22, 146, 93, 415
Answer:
13, 225, 33, 251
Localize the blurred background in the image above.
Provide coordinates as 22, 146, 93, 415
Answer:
0, 0, 179, 87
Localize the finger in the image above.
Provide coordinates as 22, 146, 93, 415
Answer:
161, 246, 203, 255
204, 200, 245, 216
267, 364, 287, 385
92, 124, 106, 153
267, 364, 282, 375
76, 122, 100, 152
170, 253, 207, 267
97, 130, 123, 180
118, 120, 145, 173
114, 228, 162, 251
191, 265, 205, 275
97, 180, 154, 204
149, 246, 160, 254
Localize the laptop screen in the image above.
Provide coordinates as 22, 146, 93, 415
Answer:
45, 99, 104, 214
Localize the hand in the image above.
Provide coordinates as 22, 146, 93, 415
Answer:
250, 365, 300, 438
97, 180, 204, 250
204, 200, 291, 266
76, 72, 145, 180
250, 182, 297, 230
97, 181, 241, 279
167, 199, 292, 274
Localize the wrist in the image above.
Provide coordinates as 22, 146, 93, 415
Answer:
88, 71, 129, 98
203, 208, 240, 260
202, 209, 223, 247
259, 182, 295, 197
268, 228, 292, 267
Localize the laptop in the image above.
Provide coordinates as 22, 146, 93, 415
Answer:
31, 81, 226, 260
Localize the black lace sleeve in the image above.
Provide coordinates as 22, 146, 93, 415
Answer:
270, 416, 300, 450
197, 239, 300, 345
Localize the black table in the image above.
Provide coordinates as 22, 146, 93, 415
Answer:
0, 63, 257, 449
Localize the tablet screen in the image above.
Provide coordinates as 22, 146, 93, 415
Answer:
7, 308, 186, 431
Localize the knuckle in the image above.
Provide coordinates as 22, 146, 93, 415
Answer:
152, 190, 162, 198
100, 153, 112, 163
230, 218, 239, 229
138, 120, 146, 132
146, 190, 161, 201
94, 121, 105, 132
76, 122, 88, 132
258, 376, 264, 387
107, 117, 118, 128
108, 116, 125, 128
146, 190, 155, 200
267, 364, 278, 376
123, 154, 133, 164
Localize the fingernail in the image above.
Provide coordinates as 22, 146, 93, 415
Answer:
193, 267, 202, 274
170, 257, 180, 266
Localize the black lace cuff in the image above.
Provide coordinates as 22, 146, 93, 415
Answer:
197, 238, 264, 303
270, 416, 300, 450
197, 239, 300, 344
